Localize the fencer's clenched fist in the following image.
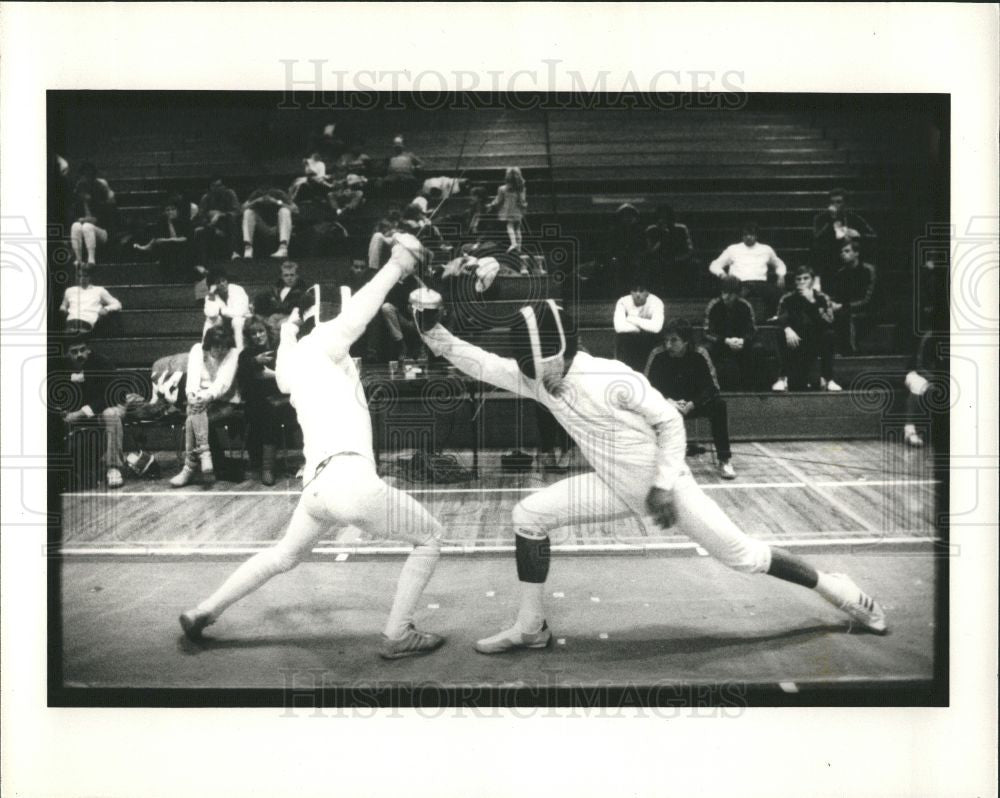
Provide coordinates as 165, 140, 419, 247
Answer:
390, 232, 425, 277
646, 486, 677, 529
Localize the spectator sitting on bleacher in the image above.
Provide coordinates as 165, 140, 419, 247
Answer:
826, 239, 877, 354
368, 216, 399, 271
204, 267, 250, 351
654, 203, 696, 295
613, 279, 665, 373
241, 184, 297, 260
170, 325, 241, 487
193, 176, 241, 270
703, 274, 767, 391
310, 120, 349, 170
383, 134, 423, 197
330, 174, 367, 216
402, 202, 445, 251
133, 194, 196, 278
771, 265, 841, 392
605, 203, 645, 297
334, 143, 372, 179
380, 271, 425, 361
637, 224, 669, 292
644, 319, 736, 479
411, 185, 444, 217
69, 162, 117, 267
253, 261, 311, 333
237, 316, 294, 486
59, 264, 123, 337
811, 187, 876, 288
902, 292, 947, 448
288, 158, 347, 257
51, 330, 127, 489
708, 221, 787, 307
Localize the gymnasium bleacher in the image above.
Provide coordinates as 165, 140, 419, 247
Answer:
49, 94, 946, 461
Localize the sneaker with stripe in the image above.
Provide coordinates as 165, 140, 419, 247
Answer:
378, 623, 445, 660
474, 621, 553, 654
827, 573, 888, 634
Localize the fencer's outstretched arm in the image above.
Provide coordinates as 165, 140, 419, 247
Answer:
312, 233, 423, 362
609, 367, 687, 493
421, 323, 531, 397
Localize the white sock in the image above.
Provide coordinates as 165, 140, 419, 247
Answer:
515, 582, 546, 633
384, 540, 441, 639
196, 549, 295, 619
814, 572, 846, 607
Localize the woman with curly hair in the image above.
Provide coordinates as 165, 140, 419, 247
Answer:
237, 315, 293, 485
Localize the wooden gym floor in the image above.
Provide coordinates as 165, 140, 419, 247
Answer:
54, 439, 942, 700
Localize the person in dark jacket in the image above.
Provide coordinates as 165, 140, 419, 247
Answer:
826, 240, 877, 354
772, 265, 840, 392
811, 187, 876, 288
255, 261, 310, 317
654, 203, 697, 295
605, 202, 645, 297
193, 176, 242, 269
703, 274, 768, 390
645, 319, 736, 479
50, 331, 126, 488
237, 316, 295, 485
133, 194, 196, 279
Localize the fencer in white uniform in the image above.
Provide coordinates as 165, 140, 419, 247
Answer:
179, 234, 446, 660
415, 295, 888, 653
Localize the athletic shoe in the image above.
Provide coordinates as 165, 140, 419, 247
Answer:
771, 377, 788, 392
474, 621, 552, 654
170, 465, 197, 488
821, 378, 843, 392
243, 243, 254, 259
106, 467, 123, 489
719, 461, 736, 480
179, 609, 214, 641
271, 244, 289, 259
826, 573, 888, 634
199, 452, 215, 485
905, 432, 925, 448
378, 623, 445, 660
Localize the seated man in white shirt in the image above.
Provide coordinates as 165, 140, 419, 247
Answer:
59, 264, 122, 336
612, 279, 665, 372
708, 221, 787, 306
203, 267, 250, 350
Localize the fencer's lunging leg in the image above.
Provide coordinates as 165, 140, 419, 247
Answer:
195, 500, 328, 620
331, 460, 444, 640
670, 474, 887, 632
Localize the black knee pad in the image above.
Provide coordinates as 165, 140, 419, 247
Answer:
515, 534, 551, 583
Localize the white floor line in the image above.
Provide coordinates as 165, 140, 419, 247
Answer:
57, 535, 938, 558
60, 477, 939, 499
752, 442, 881, 534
